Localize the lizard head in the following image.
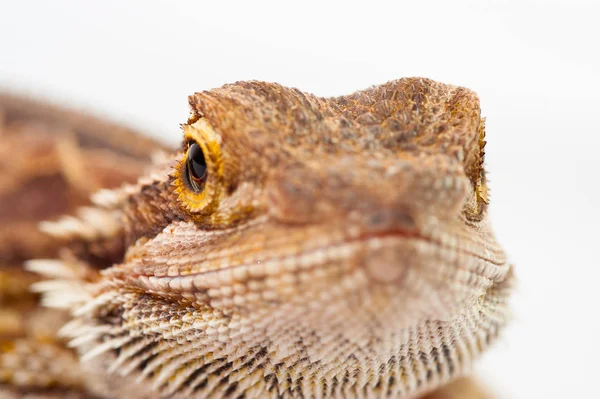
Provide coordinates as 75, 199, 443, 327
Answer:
36, 78, 512, 398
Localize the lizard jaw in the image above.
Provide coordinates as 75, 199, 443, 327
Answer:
106, 218, 507, 325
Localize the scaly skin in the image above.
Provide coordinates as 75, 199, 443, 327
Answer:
0, 78, 513, 398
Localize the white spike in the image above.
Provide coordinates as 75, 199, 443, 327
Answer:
40, 295, 85, 309
39, 215, 96, 240
80, 335, 132, 362
77, 207, 121, 237
30, 280, 79, 293
38, 220, 70, 239
121, 348, 159, 378
68, 325, 114, 347
68, 331, 101, 348
72, 291, 119, 317
59, 319, 89, 338
91, 188, 122, 208
40, 290, 88, 308
123, 183, 140, 195
24, 259, 75, 279
109, 337, 154, 374
137, 349, 173, 381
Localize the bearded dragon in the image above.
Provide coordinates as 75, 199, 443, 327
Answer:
0, 78, 513, 399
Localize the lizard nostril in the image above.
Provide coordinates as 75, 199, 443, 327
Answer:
365, 208, 416, 233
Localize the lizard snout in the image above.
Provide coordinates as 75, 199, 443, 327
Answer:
266, 155, 470, 230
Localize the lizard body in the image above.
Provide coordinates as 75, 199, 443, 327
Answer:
0, 78, 513, 398
0, 92, 170, 398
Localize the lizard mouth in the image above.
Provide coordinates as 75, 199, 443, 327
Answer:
125, 219, 508, 303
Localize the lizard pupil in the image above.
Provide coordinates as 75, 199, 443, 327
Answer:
186, 142, 207, 191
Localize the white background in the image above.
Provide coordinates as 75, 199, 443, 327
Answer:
1, 1, 598, 397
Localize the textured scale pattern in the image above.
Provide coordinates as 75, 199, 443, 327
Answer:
0, 78, 512, 399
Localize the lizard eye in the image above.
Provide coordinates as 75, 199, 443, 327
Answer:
174, 118, 223, 216
185, 142, 208, 192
